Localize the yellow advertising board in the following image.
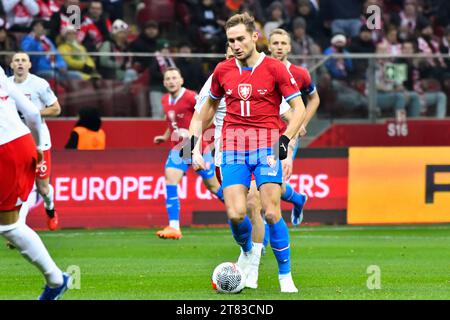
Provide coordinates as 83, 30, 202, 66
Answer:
348, 147, 450, 224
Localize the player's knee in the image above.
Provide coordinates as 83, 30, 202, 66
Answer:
227, 206, 246, 223
37, 184, 49, 196
264, 211, 280, 224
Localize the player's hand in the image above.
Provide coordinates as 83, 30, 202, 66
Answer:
179, 136, 199, 160
282, 157, 293, 181
154, 135, 166, 144
192, 150, 208, 171
274, 135, 290, 160
299, 125, 307, 137
36, 149, 44, 168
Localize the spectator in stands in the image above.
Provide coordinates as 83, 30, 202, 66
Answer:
58, 25, 100, 80
102, 0, 124, 21
49, 0, 81, 44
440, 25, 450, 77
360, 0, 384, 43
290, 17, 321, 67
2, 0, 39, 32
240, 0, 266, 25
129, 20, 160, 73
21, 19, 83, 81
65, 107, 106, 150
417, 19, 447, 81
401, 40, 447, 118
293, 0, 328, 49
349, 25, 375, 80
390, 0, 427, 42
98, 19, 137, 83
0, 18, 18, 70
79, 0, 112, 52
324, 34, 353, 80
320, 0, 363, 38
192, 0, 226, 52
37, 0, 60, 22
382, 25, 403, 56
263, 1, 287, 40
175, 41, 205, 92
374, 41, 421, 118
148, 40, 176, 118
323, 33, 368, 114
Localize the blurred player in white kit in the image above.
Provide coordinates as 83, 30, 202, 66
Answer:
0, 66, 71, 300
8, 52, 61, 230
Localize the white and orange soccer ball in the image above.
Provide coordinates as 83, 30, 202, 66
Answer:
211, 262, 245, 294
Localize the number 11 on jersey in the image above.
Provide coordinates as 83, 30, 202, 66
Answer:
240, 100, 250, 117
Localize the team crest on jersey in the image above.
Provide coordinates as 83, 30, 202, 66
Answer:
238, 84, 252, 101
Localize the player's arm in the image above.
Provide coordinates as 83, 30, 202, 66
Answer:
154, 128, 170, 144
300, 90, 320, 137
41, 100, 61, 117
283, 96, 305, 141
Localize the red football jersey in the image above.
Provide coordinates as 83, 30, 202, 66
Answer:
210, 53, 301, 151
162, 88, 197, 149
288, 62, 316, 96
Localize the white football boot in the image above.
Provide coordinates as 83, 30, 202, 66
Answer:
279, 272, 298, 293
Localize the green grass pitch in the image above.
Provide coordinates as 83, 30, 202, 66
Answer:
0, 224, 449, 300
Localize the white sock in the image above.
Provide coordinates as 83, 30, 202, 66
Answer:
1, 223, 63, 288
42, 184, 54, 210
279, 272, 293, 281
252, 243, 264, 257
169, 220, 180, 230
18, 202, 30, 224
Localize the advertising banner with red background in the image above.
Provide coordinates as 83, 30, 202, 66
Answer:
27, 150, 348, 229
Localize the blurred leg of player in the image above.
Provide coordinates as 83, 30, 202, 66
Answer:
0, 134, 71, 300
240, 179, 264, 288
198, 151, 224, 202
256, 151, 298, 293
157, 150, 223, 239
36, 150, 58, 230
281, 140, 307, 226
281, 182, 307, 226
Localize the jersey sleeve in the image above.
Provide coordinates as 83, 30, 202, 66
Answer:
209, 65, 225, 101
39, 78, 58, 106
195, 75, 213, 113
0, 68, 43, 148
274, 62, 301, 103
299, 68, 316, 96
279, 98, 290, 115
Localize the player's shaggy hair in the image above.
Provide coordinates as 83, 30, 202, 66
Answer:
163, 66, 182, 77
269, 28, 291, 43
225, 12, 256, 34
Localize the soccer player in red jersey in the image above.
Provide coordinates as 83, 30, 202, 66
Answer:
186, 13, 306, 293
0, 66, 71, 300
154, 67, 223, 240
266, 28, 321, 225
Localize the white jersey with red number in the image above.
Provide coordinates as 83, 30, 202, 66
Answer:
209, 53, 301, 151
196, 72, 292, 166
8, 74, 58, 151
0, 68, 42, 147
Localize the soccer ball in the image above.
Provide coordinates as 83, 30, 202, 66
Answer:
211, 262, 245, 294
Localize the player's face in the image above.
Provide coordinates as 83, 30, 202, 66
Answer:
163, 70, 184, 93
10, 53, 31, 76
269, 33, 291, 61
226, 24, 258, 62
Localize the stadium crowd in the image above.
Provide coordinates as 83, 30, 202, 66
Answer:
0, 0, 448, 118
